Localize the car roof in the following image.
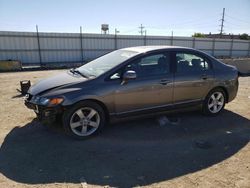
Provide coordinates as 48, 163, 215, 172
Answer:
121, 45, 194, 53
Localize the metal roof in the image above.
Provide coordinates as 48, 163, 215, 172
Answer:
122, 45, 193, 53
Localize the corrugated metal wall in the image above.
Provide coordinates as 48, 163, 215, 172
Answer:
0, 31, 249, 65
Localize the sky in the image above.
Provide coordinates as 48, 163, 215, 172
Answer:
0, 0, 249, 36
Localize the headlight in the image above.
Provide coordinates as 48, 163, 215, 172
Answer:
39, 97, 50, 105
33, 96, 64, 106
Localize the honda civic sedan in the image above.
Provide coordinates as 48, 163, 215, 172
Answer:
25, 46, 238, 139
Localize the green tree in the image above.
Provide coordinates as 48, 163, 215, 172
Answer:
239, 33, 249, 40
192, 33, 205, 38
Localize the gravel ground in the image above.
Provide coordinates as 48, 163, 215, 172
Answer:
0, 70, 249, 188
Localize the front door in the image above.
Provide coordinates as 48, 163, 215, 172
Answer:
111, 52, 174, 114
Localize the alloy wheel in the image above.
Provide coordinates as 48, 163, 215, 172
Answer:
70, 107, 100, 136
207, 91, 225, 113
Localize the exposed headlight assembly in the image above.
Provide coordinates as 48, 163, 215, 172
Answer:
32, 96, 64, 106
39, 97, 50, 105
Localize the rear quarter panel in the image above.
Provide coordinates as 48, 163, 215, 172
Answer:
211, 60, 238, 102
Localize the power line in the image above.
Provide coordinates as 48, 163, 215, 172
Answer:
165, 15, 219, 26
225, 14, 250, 24
122, 28, 138, 34
226, 20, 246, 27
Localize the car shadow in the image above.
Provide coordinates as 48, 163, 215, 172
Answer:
0, 110, 249, 187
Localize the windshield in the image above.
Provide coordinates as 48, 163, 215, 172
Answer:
77, 49, 139, 77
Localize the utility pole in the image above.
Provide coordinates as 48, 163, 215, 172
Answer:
115, 28, 119, 50
115, 28, 120, 35
219, 8, 225, 37
36, 25, 42, 66
144, 30, 147, 46
171, 31, 174, 46
139, 24, 145, 36
80, 26, 84, 62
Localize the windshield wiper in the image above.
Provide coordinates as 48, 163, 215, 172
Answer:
69, 68, 88, 78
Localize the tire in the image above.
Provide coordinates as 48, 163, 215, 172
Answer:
202, 88, 226, 116
62, 101, 106, 139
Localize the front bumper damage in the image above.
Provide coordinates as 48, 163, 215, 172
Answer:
25, 100, 63, 124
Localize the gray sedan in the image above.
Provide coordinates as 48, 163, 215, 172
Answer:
25, 46, 239, 139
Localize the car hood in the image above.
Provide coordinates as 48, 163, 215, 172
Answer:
29, 71, 87, 95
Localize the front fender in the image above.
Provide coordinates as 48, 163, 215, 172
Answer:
61, 89, 115, 115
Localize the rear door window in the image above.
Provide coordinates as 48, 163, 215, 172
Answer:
176, 53, 209, 73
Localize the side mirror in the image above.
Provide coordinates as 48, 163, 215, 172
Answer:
123, 70, 137, 80
121, 70, 137, 85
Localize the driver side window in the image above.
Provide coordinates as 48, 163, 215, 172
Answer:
110, 53, 170, 80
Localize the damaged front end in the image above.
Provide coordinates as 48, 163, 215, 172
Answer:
24, 93, 64, 124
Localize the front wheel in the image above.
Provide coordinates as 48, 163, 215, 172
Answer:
202, 88, 226, 116
62, 101, 106, 139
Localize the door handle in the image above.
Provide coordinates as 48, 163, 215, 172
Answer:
159, 79, 171, 85
201, 74, 208, 80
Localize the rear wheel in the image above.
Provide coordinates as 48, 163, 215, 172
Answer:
203, 88, 226, 116
63, 101, 106, 139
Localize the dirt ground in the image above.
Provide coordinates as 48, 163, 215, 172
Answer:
0, 70, 249, 188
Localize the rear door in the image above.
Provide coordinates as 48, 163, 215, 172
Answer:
173, 51, 214, 103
